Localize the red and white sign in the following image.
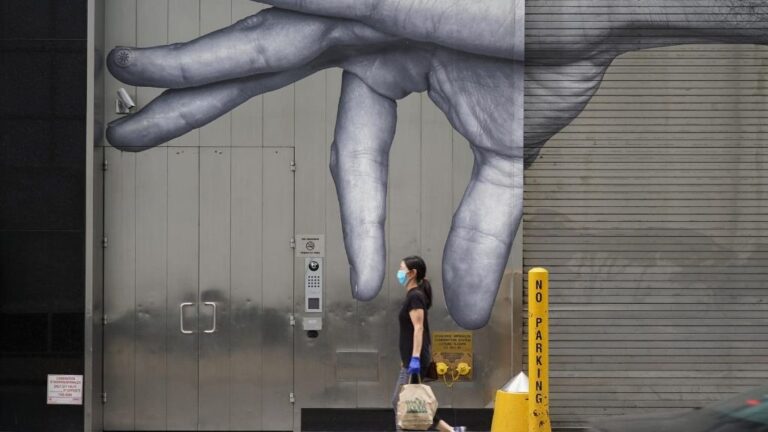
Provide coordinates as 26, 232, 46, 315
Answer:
47, 374, 83, 405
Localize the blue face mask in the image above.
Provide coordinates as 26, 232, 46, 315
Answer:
397, 270, 408, 286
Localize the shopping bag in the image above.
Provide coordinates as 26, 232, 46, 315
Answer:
396, 375, 438, 430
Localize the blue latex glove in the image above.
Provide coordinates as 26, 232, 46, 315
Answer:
407, 356, 421, 375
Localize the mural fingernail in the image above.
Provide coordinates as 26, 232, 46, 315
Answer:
113, 48, 133, 67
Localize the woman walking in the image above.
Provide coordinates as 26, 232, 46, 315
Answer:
393, 255, 457, 432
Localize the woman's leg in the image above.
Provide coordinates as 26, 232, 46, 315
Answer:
416, 371, 451, 432
392, 368, 409, 428
430, 393, 452, 431
435, 419, 453, 431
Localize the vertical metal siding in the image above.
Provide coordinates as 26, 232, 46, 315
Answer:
104, 2, 519, 427
523, 21, 768, 425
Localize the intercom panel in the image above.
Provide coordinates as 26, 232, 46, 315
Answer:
305, 258, 323, 312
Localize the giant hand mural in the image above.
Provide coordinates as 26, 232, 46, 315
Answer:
106, 1, 768, 329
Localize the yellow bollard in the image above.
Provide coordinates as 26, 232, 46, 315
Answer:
528, 268, 551, 432
491, 372, 529, 432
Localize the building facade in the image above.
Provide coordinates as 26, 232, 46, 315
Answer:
0, 1, 766, 431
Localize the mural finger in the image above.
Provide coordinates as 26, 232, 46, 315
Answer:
107, 68, 313, 151
330, 71, 397, 301
107, 8, 396, 89
442, 150, 523, 329
424, 50, 524, 329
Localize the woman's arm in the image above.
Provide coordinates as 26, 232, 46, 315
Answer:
409, 308, 425, 358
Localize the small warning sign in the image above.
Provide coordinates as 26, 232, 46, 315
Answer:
432, 331, 473, 381
47, 374, 83, 405
295, 234, 325, 257
432, 332, 472, 353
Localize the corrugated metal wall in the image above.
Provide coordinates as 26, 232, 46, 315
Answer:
523, 40, 768, 422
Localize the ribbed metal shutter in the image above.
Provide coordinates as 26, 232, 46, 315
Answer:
522, 41, 768, 424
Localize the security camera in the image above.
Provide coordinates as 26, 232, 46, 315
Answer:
115, 87, 135, 114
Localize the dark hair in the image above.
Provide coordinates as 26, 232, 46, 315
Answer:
403, 255, 432, 309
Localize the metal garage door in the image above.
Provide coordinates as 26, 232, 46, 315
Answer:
523, 43, 768, 424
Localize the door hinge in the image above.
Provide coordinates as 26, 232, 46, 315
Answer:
289, 160, 296, 172
102, 237, 108, 248
102, 315, 108, 325
102, 159, 108, 171
289, 392, 295, 404
101, 392, 107, 404
289, 314, 296, 327
289, 237, 296, 249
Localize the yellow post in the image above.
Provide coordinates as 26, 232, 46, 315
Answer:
528, 268, 551, 432
491, 372, 529, 432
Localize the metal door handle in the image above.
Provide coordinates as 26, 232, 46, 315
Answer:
180, 302, 194, 334
204, 302, 216, 333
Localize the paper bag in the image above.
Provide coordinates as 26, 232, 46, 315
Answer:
396, 381, 438, 430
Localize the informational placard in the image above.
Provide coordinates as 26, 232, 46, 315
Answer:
295, 234, 325, 257
432, 331, 473, 381
47, 374, 83, 405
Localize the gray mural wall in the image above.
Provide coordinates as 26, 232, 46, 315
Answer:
99, 1, 517, 430
95, 0, 768, 428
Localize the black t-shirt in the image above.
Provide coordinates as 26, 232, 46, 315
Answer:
398, 288, 431, 368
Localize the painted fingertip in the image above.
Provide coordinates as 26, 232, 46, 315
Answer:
349, 265, 383, 301
111, 47, 134, 68
106, 47, 138, 86
442, 232, 507, 330
452, 308, 493, 330
445, 278, 494, 330
106, 118, 148, 153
